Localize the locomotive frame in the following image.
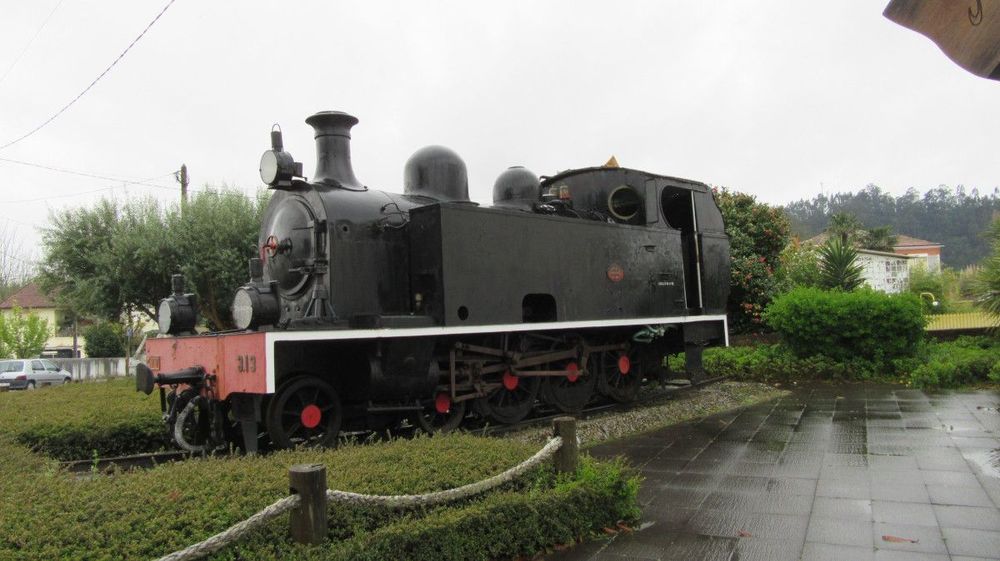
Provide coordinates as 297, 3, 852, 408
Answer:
138, 110, 731, 453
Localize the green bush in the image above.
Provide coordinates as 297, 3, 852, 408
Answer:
0, 433, 639, 560
82, 321, 125, 357
667, 344, 878, 382
672, 336, 1000, 389
0, 378, 168, 459
764, 287, 925, 366
903, 337, 1000, 388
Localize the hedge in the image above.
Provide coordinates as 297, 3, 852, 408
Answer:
764, 287, 925, 366
901, 336, 1000, 388
667, 344, 877, 382
0, 378, 169, 460
668, 336, 1000, 389
0, 433, 639, 561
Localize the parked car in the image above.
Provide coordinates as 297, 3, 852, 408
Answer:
0, 359, 73, 390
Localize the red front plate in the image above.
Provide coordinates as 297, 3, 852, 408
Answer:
145, 332, 267, 400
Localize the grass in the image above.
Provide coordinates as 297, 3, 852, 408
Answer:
0, 372, 789, 560
0, 377, 168, 460
0, 380, 641, 561
0, 432, 638, 561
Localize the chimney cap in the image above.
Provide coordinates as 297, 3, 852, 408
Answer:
305, 111, 359, 137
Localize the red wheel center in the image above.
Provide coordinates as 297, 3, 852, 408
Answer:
502, 371, 520, 391
434, 392, 452, 414
300, 404, 322, 428
618, 355, 631, 375
566, 362, 580, 383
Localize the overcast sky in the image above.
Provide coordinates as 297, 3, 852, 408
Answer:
1, 1, 998, 263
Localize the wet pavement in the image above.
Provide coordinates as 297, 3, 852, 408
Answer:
548, 384, 1000, 561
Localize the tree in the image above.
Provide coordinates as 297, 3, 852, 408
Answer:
169, 189, 269, 329
977, 218, 1000, 322
0, 306, 49, 358
0, 223, 32, 303
82, 321, 125, 358
714, 188, 791, 332
860, 226, 898, 252
785, 184, 1000, 268
819, 239, 864, 291
774, 241, 822, 291
826, 212, 862, 245
40, 189, 269, 330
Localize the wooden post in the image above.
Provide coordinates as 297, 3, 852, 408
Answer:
288, 464, 327, 545
552, 417, 578, 474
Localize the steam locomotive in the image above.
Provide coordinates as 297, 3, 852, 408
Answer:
137, 111, 730, 453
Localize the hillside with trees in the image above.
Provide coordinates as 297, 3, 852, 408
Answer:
783, 185, 1000, 268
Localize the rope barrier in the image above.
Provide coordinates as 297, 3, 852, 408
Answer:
156, 495, 300, 561
326, 436, 563, 509
154, 436, 564, 561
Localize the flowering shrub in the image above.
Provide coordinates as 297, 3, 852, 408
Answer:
714, 188, 790, 332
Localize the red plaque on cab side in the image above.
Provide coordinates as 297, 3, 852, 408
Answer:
607, 264, 625, 282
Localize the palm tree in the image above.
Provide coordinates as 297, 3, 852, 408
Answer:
861, 226, 899, 252
977, 219, 1000, 321
826, 212, 862, 245
819, 239, 864, 291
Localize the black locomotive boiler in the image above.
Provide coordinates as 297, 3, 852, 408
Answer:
139, 111, 730, 452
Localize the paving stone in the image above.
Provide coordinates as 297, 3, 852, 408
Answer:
812, 497, 873, 521
920, 469, 982, 487
806, 516, 873, 548
801, 542, 875, 561
927, 483, 995, 507
873, 522, 948, 554
871, 500, 938, 527
941, 527, 1000, 558
731, 537, 802, 561
933, 504, 1000, 531
543, 385, 1000, 561
816, 477, 872, 500
656, 533, 736, 561
873, 551, 949, 561
870, 481, 930, 503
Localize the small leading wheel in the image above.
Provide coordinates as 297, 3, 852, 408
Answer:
474, 372, 541, 425
410, 392, 467, 434
541, 358, 598, 413
171, 388, 213, 452
266, 376, 342, 449
598, 347, 643, 403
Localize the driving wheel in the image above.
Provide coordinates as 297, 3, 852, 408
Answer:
410, 392, 467, 434
598, 346, 643, 403
540, 336, 597, 413
474, 372, 540, 425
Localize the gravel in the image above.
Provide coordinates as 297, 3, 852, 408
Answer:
507, 381, 788, 446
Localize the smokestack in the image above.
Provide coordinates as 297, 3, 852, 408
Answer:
304, 111, 364, 190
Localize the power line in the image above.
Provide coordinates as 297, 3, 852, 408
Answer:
0, 0, 178, 152
0, 171, 178, 204
0, 0, 65, 90
0, 155, 170, 184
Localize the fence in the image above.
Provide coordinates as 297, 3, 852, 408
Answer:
53, 358, 130, 381
156, 417, 579, 561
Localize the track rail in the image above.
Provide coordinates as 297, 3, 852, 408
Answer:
64, 376, 725, 473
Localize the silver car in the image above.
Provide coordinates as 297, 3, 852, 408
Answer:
0, 359, 73, 390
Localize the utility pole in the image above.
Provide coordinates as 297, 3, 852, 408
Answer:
177, 164, 189, 206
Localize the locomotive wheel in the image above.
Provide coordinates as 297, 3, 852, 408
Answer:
170, 388, 213, 452
598, 347, 643, 403
474, 375, 540, 425
265, 376, 343, 449
541, 361, 598, 413
410, 394, 467, 434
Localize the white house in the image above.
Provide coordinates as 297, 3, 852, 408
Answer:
855, 249, 914, 294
